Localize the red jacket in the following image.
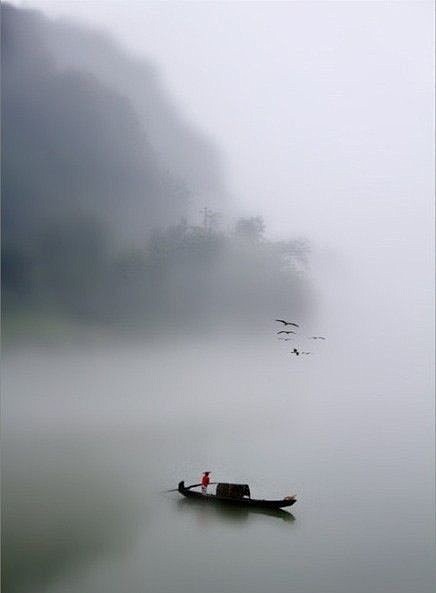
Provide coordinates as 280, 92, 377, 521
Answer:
201, 474, 210, 487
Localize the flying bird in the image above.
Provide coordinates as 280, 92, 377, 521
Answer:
278, 338, 293, 341
275, 319, 299, 327
291, 348, 300, 356
277, 330, 296, 335
308, 336, 326, 340
301, 352, 312, 355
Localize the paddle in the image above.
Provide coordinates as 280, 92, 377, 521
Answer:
164, 482, 217, 493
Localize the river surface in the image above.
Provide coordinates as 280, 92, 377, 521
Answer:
2, 324, 434, 593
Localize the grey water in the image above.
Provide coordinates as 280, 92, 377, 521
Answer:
3, 313, 434, 593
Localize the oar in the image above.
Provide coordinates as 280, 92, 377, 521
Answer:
163, 482, 217, 493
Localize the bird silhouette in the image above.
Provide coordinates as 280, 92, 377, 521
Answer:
277, 330, 296, 335
291, 348, 300, 356
308, 336, 326, 340
301, 352, 312, 355
276, 319, 299, 327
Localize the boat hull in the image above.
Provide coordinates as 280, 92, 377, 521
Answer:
178, 481, 296, 509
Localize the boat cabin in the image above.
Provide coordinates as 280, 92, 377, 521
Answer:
216, 483, 251, 499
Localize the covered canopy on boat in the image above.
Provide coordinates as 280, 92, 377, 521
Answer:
215, 483, 251, 499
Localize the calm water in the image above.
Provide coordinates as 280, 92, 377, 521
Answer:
2, 331, 435, 593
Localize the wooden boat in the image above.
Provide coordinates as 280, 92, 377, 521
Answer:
177, 496, 295, 522
177, 481, 297, 509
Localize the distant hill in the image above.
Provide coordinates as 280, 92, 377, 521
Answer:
1, 3, 311, 336
1, 3, 226, 249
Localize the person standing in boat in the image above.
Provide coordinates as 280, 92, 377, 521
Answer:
201, 471, 211, 495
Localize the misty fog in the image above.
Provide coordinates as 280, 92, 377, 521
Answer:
2, 3, 434, 593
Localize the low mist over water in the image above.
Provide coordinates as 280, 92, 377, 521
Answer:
3, 307, 434, 593
2, 2, 434, 593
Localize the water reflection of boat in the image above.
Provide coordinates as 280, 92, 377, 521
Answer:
177, 497, 295, 523
178, 481, 297, 510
